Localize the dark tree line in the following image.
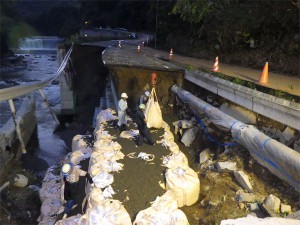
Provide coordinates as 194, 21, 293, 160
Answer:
1, 0, 299, 75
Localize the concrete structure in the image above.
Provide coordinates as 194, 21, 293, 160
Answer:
185, 70, 300, 130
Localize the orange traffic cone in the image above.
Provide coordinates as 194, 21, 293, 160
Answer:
212, 56, 220, 72
169, 48, 173, 61
258, 62, 269, 84
137, 45, 141, 53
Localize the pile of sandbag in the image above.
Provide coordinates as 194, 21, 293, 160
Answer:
95, 108, 117, 125
133, 191, 189, 225
144, 88, 163, 129
158, 120, 200, 208
38, 166, 62, 225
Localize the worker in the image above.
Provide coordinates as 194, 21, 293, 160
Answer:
138, 90, 150, 106
134, 104, 154, 146
117, 92, 129, 132
61, 163, 94, 218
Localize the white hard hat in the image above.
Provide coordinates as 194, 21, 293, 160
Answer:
139, 104, 146, 110
121, 93, 128, 98
62, 163, 72, 175
145, 91, 150, 97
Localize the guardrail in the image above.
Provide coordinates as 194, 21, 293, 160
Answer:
0, 45, 73, 154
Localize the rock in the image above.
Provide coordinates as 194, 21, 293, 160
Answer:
234, 171, 253, 192
287, 209, 300, 219
236, 191, 255, 203
294, 139, 300, 153
280, 204, 291, 214
199, 148, 210, 164
216, 162, 237, 172
238, 203, 245, 209
279, 127, 296, 144
14, 174, 28, 187
249, 203, 260, 211
265, 194, 281, 213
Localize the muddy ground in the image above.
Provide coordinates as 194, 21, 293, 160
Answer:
1, 107, 300, 225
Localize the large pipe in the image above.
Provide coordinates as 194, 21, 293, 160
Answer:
172, 85, 300, 191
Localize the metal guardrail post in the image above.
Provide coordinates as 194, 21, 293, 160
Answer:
8, 99, 27, 154
38, 89, 60, 125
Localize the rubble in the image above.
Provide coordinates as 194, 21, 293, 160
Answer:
280, 204, 292, 214
199, 148, 210, 165
264, 194, 281, 214
216, 162, 237, 173
233, 171, 253, 192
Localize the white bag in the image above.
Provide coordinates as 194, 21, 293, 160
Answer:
171, 209, 189, 225
151, 191, 178, 212
162, 151, 189, 168
70, 151, 88, 165
86, 187, 105, 210
90, 160, 124, 177
166, 166, 200, 207
39, 179, 61, 203
55, 214, 82, 225
72, 135, 90, 152
144, 88, 163, 129
80, 200, 132, 225
92, 171, 114, 188
38, 198, 61, 222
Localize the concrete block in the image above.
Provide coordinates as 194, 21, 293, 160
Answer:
280, 204, 292, 214
216, 161, 237, 172
234, 171, 253, 192
280, 127, 296, 144
265, 194, 281, 213
199, 148, 210, 164
249, 203, 260, 211
236, 191, 255, 203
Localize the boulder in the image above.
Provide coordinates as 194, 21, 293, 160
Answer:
234, 171, 253, 192
199, 148, 210, 164
279, 127, 296, 144
265, 194, 281, 213
216, 162, 237, 173
280, 204, 292, 214
236, 191, 255, 203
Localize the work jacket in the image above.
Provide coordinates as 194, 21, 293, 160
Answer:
118, 98, 128, 126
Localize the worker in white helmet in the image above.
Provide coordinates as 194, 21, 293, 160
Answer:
138, 90, 150, 106
133, 104, 154, 146
60, 163, 93, 219
117, 92, 129, 132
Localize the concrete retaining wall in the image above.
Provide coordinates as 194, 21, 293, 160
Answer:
185, 70, 300, 130
0, 95, 37, 169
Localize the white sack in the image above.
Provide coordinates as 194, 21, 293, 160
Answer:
70, 150, 90, 165
166, 166, 200, 207
90, 160, 123, 177
39, 179, 61, 203
80, 200, 132, 225
151, 191, 178, 213
96, 108, 117, 125
162, 151, 189, 168
120, 130, 139, 139
86, 187, 105, 210
55, 214, 82, 225
38, 198, 61, 222
72, 135, 90, 152
144, 88, 163, 129
92, 171, 114, 188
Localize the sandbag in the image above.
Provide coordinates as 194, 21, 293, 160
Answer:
133, 191, 189, 225
92, 171, 114, 188
38, 215, 57, 225
90, 160, 124, 177
38, 198, 61, 222
162, 151, 189, 168
96, 108, 117, 125
94, 140, 122, 152
144, 88, 163, 129
70, 150, 90, 165
80, 199, 132, 225
55, 214, 82, 225
71, 135, 91, 153
120, 130, 139, 139
86, 187, 105, 210
39, 179, 61, 203
166, 166, 200, 207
